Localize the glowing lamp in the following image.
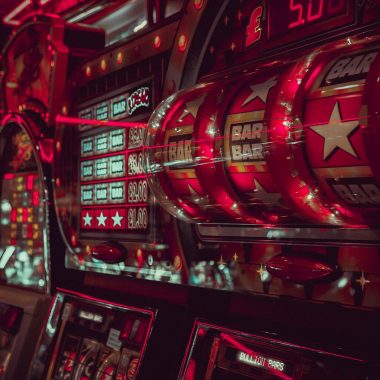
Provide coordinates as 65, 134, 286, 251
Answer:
178, 34, 188, 52
85, 65, 91, 77
154, 35, 161, 49
193, 0, 204, 10
117, 51, 123, 65
100, 59, 107, 72
174, 255, 182, 271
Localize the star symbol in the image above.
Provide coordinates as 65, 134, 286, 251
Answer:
230, 42, 236, 51
96, 212, 107, 227
242, 77, 277, 107
224, 15, 229, 25
217, 255, 226, 266
83, 212, 93, 227
309, 102, 359, 160
111, 211, 123, 227
356, 271, 370, 291
256, 264, 268, 281
178, 96, 205, 121
233, 252, 239, 262
249, 178, 281, 206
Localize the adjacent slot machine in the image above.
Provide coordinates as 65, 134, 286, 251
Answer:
0, 15, 104, 380
143, 0, 380, 378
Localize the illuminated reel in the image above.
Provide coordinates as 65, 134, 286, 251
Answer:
267, 41, 380, 226
144, 83, 236, 223
195, 71, 296, 224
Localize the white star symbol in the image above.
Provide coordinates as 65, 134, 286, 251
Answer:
178, 96, 205, 121
96, 212, 107, 227
249, 178, 281, 206
242, 77, 277, 107
111, 211, 123, 227
310, 102, 359, 160
83, 212, 93, 226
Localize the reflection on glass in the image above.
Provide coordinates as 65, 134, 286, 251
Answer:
0, 126, 46, 290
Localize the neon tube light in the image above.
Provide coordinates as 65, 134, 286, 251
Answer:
56, 115, 147, 129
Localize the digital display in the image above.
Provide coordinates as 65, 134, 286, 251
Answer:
268, 0, 351, 40
236, 350, 286, 373
78, 84, 151, 235
79, 126, 149, 233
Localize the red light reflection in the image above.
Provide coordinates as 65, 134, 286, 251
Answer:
56, 115, 147, 129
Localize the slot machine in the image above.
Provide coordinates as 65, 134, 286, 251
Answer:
0, 15, 103, 380
28, 2, 191, 379
144, 0, 380, 378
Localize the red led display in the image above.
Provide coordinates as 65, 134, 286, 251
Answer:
268, 0, 351, 40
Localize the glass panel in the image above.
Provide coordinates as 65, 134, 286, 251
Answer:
94, 1, 148, 46
0, 124, 47, 291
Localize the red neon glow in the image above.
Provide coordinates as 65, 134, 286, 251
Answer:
22, 208, 28, 223
289, 0, 303, 28
100, 59, 107, 72
11, 209, 17, 223
85, 65, 91, 77
288, 0, 346, 29
3, 173, 15, 180
184, 360, 196, 380
154, 35, 161, 49
178, 34, 188, 52
193, 0, 204, 10
32, 191, 40, 206
56, 115, 147, 129
40, 139, 54, 164
27, 175, 34, 191
117, 51, 123, 65
307, 0, 323, 21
